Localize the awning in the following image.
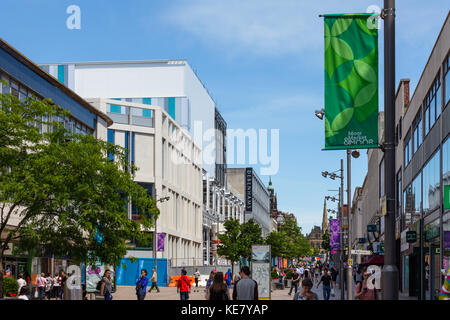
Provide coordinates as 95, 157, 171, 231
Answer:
360, 255, 384, 266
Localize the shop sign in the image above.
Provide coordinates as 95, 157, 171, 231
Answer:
358, 237, 366, 244
444, 185, 450, 210
406, 231, 417, 243
425, 226, 440, 242
380, 196, 387, 217
367, 224, 377, 232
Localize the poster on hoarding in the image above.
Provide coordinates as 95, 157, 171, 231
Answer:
251, 245, 271, 300
85, 262, 116, 293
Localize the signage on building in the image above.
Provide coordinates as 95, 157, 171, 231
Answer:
251, 245, 271, 300
245, 168, 253, 212
351, 249, 372, 255
406, 231, 417, 243
367, 224, 377, 233
358, 237, 366, 244
444, 185, 450, 210
329, 219, 340, 253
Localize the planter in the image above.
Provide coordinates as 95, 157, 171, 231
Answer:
285, 279, 292, 288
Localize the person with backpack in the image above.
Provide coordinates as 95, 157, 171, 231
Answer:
136, 269, 149, 301
177, 269, 191, 300
206, 272, 230, 300
99, 269, 113, 300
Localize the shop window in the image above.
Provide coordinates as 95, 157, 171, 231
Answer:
423, 150, 440, 215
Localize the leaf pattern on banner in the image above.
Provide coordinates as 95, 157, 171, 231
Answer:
331, 108, 354, 132
331, 18, 353, 37
354, 83, 376, 108
325, 117, 336, 138
354, 60, 376, 83
331, 38, 354, 61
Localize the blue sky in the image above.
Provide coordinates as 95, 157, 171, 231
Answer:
0, 0, 448, 234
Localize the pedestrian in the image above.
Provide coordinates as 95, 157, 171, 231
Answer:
232, 266, 258, 300
205, 270, 216, 298
59, 271, 67, 300
354, 267, 376, 300
136, 269, 149, 301
206, 272, 230, 300
355, 266, 363, 289
330, 266, 338, 289
45, 273, 53, 300
100, 269, 113, 300
193, 268, 200, 292
36, 273, 47, 300
148, 268, 160, 293
18, 286, 29, 300
294, 278, 319, 300
288, 269, 300, 296
314, 264, 320, 283
17, 273, 27, 295
298, 265, 305, 281
224, 268, 232, 289
53, 273, 61, 299
177, 269, 191, 300
317, 268, 333, 300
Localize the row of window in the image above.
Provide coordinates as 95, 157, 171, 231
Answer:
1, 72, 93, 136
402, 136, 450, 230
404, 53, 450, 168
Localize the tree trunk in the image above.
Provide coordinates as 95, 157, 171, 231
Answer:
0, 256, 4, 298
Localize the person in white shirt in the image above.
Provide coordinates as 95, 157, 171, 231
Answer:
53, 274, 61, 300
17, 273, 27, 294
299, 266, 305, 280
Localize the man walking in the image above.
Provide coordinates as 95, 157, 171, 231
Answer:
232, 266, 258, 300
177, 269, 191, 300
148, 268, 160, 293
288, 269, 300, 296
317, 268, 333, 300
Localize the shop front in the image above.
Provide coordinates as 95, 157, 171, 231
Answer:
424, 217, 441, 300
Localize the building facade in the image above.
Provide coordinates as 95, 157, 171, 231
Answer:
227, 168, 271, 237
88, 98, 203, 268
0, 38, 111, 279
351, 13, 450, 300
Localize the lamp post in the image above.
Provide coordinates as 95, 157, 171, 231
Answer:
154, 193, 170, 270
322, 162, 344, 300
381, 0, 399, 300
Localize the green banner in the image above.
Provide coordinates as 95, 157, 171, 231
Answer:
324, 14, 379, 150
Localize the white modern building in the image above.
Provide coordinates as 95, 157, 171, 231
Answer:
88, 98, 203, 267
41, 59, 242, 266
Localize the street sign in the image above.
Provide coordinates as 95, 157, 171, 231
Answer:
444, 185, 450, 210
358, 237, 366, 244
367, 224, 377, 232
406, 231, 417, 243
351, 249, 372, 255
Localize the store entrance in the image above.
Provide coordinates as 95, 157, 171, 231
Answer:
1, 257, 28, 279
425, 243, 440, 300
409, 248, 420, 298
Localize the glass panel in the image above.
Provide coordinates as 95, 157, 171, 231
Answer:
446, 70, 450, 106
444, 138, 450, 198
436, 85, 441, 118
423, 150, 440, 215
404, 174, 422, 229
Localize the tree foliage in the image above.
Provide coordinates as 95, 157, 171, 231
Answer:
0, 93, 159, 295
322, 228, 330, 252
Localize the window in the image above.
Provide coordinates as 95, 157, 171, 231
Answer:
412, 109, 422, 154
444, 137, 450, 208
424, 72, 441, 136
396, 169, 402, 218
107, 129, 115, 161
423, 150, 440, 215
403, 173, 421, 229
404, 131, 411, 167
445, 53, 450, 107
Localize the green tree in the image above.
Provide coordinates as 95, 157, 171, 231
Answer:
0, 93, 159, 296
264, 231, 287, 258
239, 219, 263, 261
322, 229, 331, 252
217, 219, 241, 275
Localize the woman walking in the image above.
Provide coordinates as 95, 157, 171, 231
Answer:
193, 268, 200, 292
100, 269, 113, 300
45, 273, 53, 300
53, 273, 61, 300
206, 272, 230, 300
136, 269, 149, 301
354, 267, 376, 300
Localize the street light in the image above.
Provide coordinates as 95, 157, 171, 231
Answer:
314, 108, 325, 120
154, 193, 170, 270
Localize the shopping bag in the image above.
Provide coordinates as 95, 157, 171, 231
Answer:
34, 288, 39, 299
330, 288, 335, 297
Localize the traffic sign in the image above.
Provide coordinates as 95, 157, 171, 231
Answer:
351, 249, 372, 255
